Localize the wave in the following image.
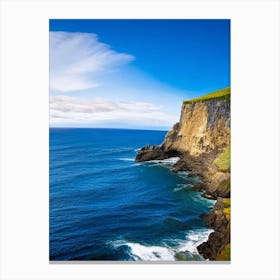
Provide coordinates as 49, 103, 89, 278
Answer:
139, 157, 180, 168
50, 144, 90, 152
110, 228, 213, 261
118, 157, 135, 162
173, 183, 192, 192
127, 242, 175, 261
93, 147, 135, 157
110, 240, 175, 261
117, 156, 180, 166
148, 157, 180, 164
177, 229, 214, 254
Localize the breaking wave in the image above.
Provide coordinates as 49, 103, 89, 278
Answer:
118, 157, 135, 162
110, 228, 213, 261
148, 157, 180, 164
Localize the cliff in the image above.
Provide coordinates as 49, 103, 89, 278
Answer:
136, 87, 231, 260
137, 87, 230, 159
162, 99, 230, 156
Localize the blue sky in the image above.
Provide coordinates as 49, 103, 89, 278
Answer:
49, 19, 230, 130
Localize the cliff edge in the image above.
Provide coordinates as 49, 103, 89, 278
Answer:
135, 87, 231, 260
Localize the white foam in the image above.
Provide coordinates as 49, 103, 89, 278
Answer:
130, 156, 182, 166
135, 157, 180, 169
173, 183, 192, 192
129, 163, 141, 167
109, 239, 127, 247
109, 240, 175, 261
177, 229, 214, 254
147, 157, 180, 165
118, 157, 135, 162
110, 228, 213, 261
126, 242, 175, 261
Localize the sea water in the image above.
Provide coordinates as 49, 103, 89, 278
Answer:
49, 128, 214, 261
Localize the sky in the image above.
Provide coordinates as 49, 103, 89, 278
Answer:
49, 19, 230, 130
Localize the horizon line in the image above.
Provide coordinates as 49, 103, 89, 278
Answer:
49, 126, 169, 132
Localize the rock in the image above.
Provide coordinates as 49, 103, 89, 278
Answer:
175, 251, 203, 261
134, 90, 231, 260
162, 99, 230, 156
135, 145, 180, 162
201, 192, 216, 200
189, 183, 205, 191
197, 198, 230, 260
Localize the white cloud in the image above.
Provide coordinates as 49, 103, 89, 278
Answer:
49, 31, 134, 92
50, 95, 177, 128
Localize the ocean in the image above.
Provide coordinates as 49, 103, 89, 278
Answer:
49, 128, 215, 261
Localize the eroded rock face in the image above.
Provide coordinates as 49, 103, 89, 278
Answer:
135, 145, 180, 162
135, 96, 231, 260
206, 167, 230, 198
197, 198, 230, 260
135, 98, 231, 199
162, 99, 230, 156
171, 151, 230, 198
136, 98, 230, 162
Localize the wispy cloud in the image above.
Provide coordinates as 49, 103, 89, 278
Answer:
49, 31, 189, 129
49, 31, 134, 92
50, 95, 177, 128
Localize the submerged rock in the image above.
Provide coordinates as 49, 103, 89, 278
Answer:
175, 251, 203, 261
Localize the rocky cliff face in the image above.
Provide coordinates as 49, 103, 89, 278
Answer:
162, 99, 230, 156
197, 198, 230, 260
136, 98, 230, 163
136, 88, 231, 261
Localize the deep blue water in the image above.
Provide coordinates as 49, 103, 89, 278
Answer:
49, 128, 214, 261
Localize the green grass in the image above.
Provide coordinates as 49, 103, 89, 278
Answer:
222, 198, 230, 208
215, 199, 231, 260
184, 87, 230, 104
215, 243, 230, 261
217, 178, 230, 197
214, 146, 230, 172
222, 198, 231, 221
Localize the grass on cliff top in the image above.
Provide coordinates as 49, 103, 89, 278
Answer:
184, 87, 230, 104
214, 146, 230, 172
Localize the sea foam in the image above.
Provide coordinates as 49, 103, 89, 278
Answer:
111, 228, 213, 261
118, 157, 135, 162
126, 242, 175, 261
148, 157, 180, 164
173, 183, 192, 192
177, 229, 214, 254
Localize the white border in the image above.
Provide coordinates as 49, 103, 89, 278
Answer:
0, 0, 279, 279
